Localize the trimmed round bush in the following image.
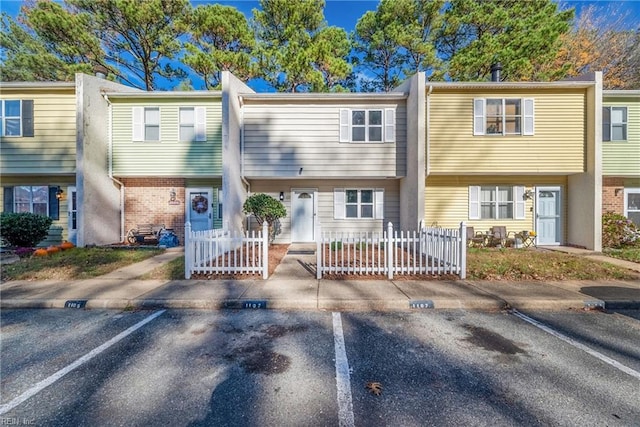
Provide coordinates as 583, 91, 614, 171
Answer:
0, 212, 53, 247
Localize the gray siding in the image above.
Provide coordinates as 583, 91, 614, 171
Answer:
243, 101, 407, 178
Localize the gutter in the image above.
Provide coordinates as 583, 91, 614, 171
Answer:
103, 92, 126, 242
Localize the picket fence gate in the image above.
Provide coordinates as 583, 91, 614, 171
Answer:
184, 222, 269, 279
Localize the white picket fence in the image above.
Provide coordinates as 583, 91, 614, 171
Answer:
316, 222, 467, 279
184, 222, 269, 279
184, 221, 467, 280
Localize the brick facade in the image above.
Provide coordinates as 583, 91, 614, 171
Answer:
123, 178, 186, 243
602, 177, 625, 214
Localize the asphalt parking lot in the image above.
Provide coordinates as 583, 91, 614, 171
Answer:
1, 308, 639, 426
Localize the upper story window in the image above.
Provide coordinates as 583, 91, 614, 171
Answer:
179, 107, 206, 142
132, 107, 160, 142
469, 185, 525, 220
340, 108, 395, 143
474, 98, 534, 136
333, 188, 384, 220
1, 99, 34, 137
603, 106, 627, 141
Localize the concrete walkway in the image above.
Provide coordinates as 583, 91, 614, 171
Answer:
1, 246, 639, 312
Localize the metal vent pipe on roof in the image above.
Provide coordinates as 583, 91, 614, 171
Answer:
490, 62, 503, 82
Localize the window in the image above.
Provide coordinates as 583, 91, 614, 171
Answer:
603, 106, 627, 141
469, 186, 525, 220
179, 107, 206, 142
132, 107, 160, 141
340, 108, 395, 143
217, 189, 223, 219
1, 99, 34, 137
3, 185, 59, 220
334, 188, 384, 219
625, 188, 640, 226
474, 98, 534, 136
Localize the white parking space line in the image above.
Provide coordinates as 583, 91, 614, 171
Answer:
332, 312, 355, 427
0, 310, 166, 415
513, 310, 640, 381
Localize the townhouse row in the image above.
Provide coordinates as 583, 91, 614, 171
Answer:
1, 71, 638, 252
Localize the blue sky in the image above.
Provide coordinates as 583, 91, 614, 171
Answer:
1, 0, 638, 90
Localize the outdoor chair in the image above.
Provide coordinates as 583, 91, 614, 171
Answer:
467, 226, 487, 248
488, 226, 507, 247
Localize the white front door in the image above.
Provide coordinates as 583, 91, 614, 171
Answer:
536, 187, 562, 245
67, 186, 77, 244
291, 189, 315, 242
186, 188, 213, 232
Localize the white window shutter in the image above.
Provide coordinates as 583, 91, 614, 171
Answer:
523, 98, 534, 135
132, 107, 144, 141
195, 106, 206, 141
334, 188, 345, 219
339, 109, 350, 142
514, 186, 526, 219
375, 188, 384, 219
469, 186, 481, 220
384, 108, 395, 142
473, 99, 485, 135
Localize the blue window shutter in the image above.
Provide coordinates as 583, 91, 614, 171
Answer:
3, 187, 14, 213
48, 187, 60, 220
22, 100, 34, 137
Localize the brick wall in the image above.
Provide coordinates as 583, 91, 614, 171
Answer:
123, 178, 186, 244
602, 177, 624, 214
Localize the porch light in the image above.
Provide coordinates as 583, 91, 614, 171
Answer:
279, 192, 285, 201
56, 188, 64, 200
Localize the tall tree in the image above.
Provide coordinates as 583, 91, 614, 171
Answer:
6, 0, 190, 90
437, 0, 574, 81
251, 0, 350, 92
183, 4, 255, 90
0, 12, 91, 81
550, 5, 639, 89
353, 0, 443, 92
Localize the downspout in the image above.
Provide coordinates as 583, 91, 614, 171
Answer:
103, 93, 126, 242
426, 85, 433, 177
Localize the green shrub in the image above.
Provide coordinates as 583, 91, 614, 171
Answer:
330, 241, 343, 251
242, 193, 287, 243
602, 211, 640, 249
0, 212, 53, 247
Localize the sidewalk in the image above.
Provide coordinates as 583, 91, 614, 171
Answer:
1, 246, 639, 311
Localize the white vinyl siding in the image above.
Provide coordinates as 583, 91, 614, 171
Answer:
244, 102, 405, 178
469, 185, 525, 220
473, 98, 534, 136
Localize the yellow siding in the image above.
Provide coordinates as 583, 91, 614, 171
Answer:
111, 98, 223, 177
0, 88, 76, 174
428, 89, 586, 174
602, 96, 640, 177
425, 175, 567, 237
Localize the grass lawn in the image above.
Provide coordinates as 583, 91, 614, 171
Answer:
1, 245, 638, 282
603, 247, 640, 263
466, 247, 638, 281
0, 247, 164, 282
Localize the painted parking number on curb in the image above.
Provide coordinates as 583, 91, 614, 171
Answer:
243, 300, 267, 309
65, 300, 87, 309
410, 300, 434, 309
